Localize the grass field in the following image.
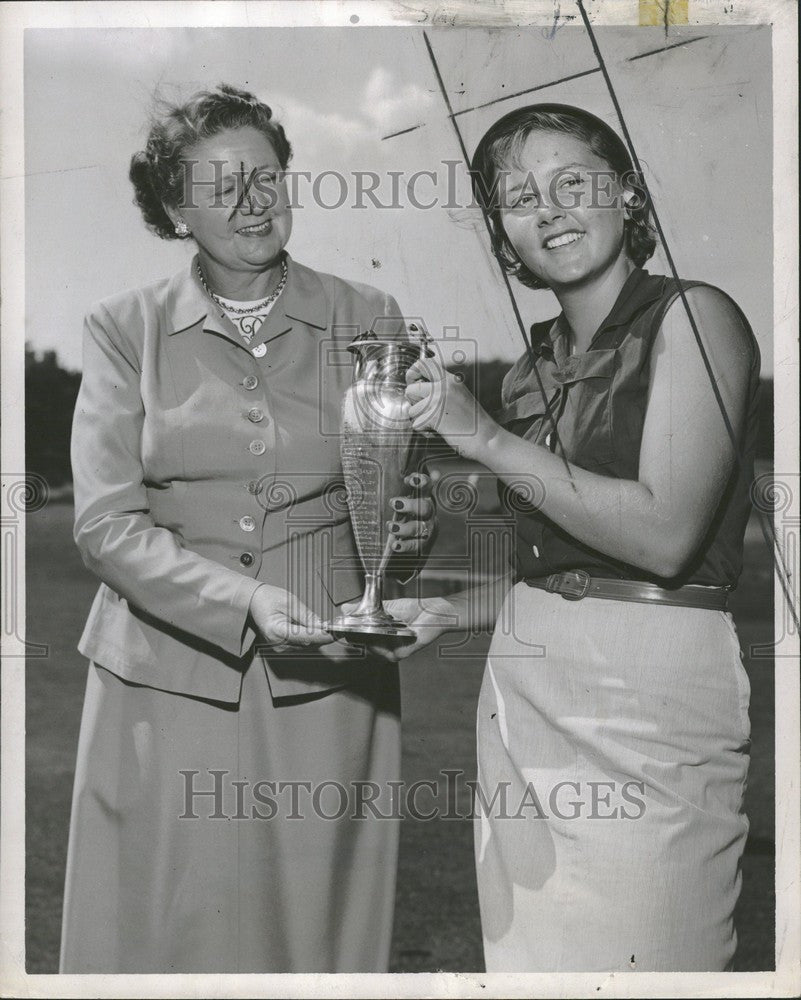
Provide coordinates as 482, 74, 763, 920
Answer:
24, 496, 775, 973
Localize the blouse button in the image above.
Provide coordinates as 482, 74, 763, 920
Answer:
249, 440, 266, 455
243, 375, 259, 390
252, 343, 267, 359
248, 408, 265, 423
532, 544, 540, 558
246, 479, 262, 494
239, 516, 256, 532
239, 551, 254, 567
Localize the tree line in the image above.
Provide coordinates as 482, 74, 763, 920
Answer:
25, 347, 774, 489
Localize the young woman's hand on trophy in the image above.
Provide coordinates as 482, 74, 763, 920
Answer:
337, 594, 462, 663
386, 470, 438, 570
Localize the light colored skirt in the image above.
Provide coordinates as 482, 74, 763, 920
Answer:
60, 658, 401, 973
475, 583, 751, 973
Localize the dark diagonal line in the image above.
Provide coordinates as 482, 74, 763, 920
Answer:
575, 0, 799, 631
384, 33, 710, 140
451, 67, 601, 118
627, 34, 709, 61
422, 30, 576, 487
229, 160, 250, 221
382, 123, 426, 140
6, 164, 101, 181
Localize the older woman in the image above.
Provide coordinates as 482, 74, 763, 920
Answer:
394, 104, 759, 972
60, 83, 431, 974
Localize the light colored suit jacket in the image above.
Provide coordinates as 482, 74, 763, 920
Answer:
72, 255, 407, 702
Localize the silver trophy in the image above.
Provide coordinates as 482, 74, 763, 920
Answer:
330, 326, 434, 640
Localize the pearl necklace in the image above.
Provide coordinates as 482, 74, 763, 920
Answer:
196, 255, 288, 315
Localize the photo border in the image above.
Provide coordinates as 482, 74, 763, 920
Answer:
2, 2, 798, 997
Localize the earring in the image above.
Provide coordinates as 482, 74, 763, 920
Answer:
174, 220, 190, 238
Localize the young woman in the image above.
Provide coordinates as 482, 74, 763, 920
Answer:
391, 104, 760, 972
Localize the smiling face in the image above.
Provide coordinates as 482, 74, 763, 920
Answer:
498, 129, 632, 292
167, 125, 292, 282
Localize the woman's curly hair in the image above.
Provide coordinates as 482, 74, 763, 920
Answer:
470, 103, 657, 290
129, 83, 292, 240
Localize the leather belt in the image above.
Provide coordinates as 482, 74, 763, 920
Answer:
524, 570, 729, 611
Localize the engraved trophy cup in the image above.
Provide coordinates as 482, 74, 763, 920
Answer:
330, 327, 434, 640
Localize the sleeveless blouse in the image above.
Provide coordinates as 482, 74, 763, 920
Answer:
497, 268, 761, 588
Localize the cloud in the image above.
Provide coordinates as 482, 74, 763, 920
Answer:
270, 65, 434, 168
273, 94, 372, 168
362, 66, 435, 131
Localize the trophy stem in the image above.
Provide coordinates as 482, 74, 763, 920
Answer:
329, 570, 415, 641
358, 573, 385, 619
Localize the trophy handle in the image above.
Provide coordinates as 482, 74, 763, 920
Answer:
401, 429, 430, 481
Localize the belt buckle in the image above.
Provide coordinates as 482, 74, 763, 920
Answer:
547, 570, 591, 600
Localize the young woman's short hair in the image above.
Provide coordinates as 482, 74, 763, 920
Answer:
129, 83, 292, 240
470, 103, 657, 289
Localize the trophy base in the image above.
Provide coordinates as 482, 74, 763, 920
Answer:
329, 612, 415, 642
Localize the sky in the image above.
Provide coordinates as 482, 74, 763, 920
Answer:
24, 24, 773, 372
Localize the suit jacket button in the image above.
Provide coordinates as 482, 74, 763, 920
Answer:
239, 551, 254, 567
248, 407, 265, 423
239, 515, 256, 532
249, 440, 266, 455
252, 343, 267, 358
243, 375, 259, 390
